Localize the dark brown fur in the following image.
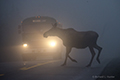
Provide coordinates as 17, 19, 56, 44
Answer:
43, 23, 102, 67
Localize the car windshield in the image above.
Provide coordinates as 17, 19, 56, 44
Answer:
22, 24, 52, 33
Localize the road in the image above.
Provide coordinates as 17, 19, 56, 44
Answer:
0, 56, 110, 80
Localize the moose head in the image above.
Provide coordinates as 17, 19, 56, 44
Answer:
43, 23, 58, 38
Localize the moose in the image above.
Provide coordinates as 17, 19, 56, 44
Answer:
43, 23, 102, 67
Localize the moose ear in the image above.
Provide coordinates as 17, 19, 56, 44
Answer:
52, 23, 57, 28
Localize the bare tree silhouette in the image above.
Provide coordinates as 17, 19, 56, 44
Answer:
43, 23, 102, 67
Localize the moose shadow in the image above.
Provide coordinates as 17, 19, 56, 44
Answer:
43, 23, 102, 67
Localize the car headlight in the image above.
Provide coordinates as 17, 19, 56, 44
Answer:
49, 41, 56, 47
23, 43, 27, 47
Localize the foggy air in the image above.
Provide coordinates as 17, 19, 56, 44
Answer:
0, 0, 120, 80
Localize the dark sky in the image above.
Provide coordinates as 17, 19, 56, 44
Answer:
0, 0, 120, 58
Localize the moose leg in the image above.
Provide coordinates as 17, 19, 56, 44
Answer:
86, 47, 96, 67
68, 55, 77, 63
94, 44, 102, 64
61, 47, 71, 66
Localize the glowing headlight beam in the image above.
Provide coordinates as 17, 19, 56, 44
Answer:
23, 44, 27, 47
50, 41, 56, 47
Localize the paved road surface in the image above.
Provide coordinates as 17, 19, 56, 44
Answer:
0, 57, 111, 80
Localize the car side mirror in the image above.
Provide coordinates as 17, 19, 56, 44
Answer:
18, 25, 21, 34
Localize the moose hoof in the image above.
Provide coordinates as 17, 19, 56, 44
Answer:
86, 64, 91, 67
72, 60, 77, 63
61, 63, 66, 66
97, 58, 100, 64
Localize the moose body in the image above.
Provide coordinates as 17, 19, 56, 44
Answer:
59, 29, 98, 48
43, 23, 102, 67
